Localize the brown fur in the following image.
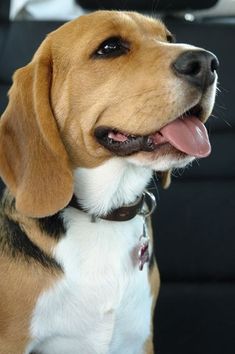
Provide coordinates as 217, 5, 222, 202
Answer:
0, 10, 202, 218
0, 257, 60, 354
0, 42, 73, 218
0, 190, 62, 353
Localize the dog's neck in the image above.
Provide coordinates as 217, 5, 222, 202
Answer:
73, 158, 152, 217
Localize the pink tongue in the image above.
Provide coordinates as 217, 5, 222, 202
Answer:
159, 116, 211, 157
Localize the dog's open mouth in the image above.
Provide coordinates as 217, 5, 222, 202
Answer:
94, 105, 211, 158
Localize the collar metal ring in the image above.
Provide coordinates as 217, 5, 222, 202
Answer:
139, 190, 157, 218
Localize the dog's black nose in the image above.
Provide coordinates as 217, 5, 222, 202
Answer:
172, 50, 219, 90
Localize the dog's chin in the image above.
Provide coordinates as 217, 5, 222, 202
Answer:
126, 144, 195, 171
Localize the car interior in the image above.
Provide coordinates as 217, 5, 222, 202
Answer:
0, 1, 234, 353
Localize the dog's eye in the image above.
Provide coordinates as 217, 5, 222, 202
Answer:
166, 34, 176, 43
93, 37, 130, 58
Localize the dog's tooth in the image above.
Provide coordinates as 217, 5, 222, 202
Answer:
147, 136, 154, 146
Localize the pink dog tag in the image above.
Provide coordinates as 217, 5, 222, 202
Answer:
138, 236, 150, 271
138, 221, 150, 271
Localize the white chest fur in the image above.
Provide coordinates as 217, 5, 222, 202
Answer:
27, 159, 153, 354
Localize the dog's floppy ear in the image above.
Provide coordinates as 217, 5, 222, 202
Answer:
0, 39, 73, 217
159, 170, 172, 189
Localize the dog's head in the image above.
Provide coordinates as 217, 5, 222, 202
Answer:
0, 11, 218, 217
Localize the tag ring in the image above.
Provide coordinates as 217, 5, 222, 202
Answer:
139, 190, 157, 218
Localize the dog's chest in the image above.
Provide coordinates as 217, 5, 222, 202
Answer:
29, 209, 152, 354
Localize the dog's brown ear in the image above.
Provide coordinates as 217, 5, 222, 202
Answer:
159, 170, 172, 189
0, 39, 73, 217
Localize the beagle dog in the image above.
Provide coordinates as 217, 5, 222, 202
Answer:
0, 10, 218, 354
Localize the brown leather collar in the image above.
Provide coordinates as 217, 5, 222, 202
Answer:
68, 194, 146, 222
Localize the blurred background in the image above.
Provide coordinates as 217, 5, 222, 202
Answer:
0, 1, 235, 353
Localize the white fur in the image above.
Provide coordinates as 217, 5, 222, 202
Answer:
128, 152, 195, 171
74, 158, 152, 216
28, 212, 152, 354
25, 145, 210, 353
26, 159, 153, 354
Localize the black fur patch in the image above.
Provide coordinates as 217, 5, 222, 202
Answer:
0, 179, 6, 201
38, 212, 66, 240
2, 216, 62, 270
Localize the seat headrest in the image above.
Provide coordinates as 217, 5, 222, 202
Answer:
76, 0, 218, 12
0, 0, 10, 21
